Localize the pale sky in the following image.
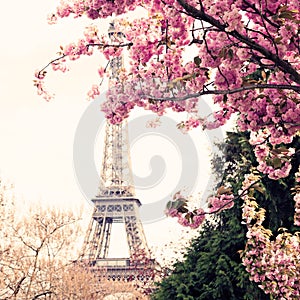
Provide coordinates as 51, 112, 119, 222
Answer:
0, 1, 229, 259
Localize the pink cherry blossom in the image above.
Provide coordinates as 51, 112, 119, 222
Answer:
208, 194, 235, 213
87, 84, 100, 100
47, 14, 58, 25
165, 208, 179, 218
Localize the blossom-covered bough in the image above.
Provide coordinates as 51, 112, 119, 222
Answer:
241, 172, 300, 299
35, 0, 300, 298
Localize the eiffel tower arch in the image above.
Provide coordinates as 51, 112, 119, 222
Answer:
81, 22, 155, 281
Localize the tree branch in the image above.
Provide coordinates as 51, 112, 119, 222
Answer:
32, 291, 54, 299
242, 0, 280, 29
13, 276, 26, 296
37, 54, 66, 78
37, 42, 132, 79
176, 0, 300, 84
144, 84, 300, 101
86, 42, 133, 49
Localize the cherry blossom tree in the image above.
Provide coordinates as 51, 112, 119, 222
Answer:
35, 0, 300, 298
35, 0, 299, 135
35, 0, 299, 186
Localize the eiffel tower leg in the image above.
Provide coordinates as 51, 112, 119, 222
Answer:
82, 217, 108, 261
81, 216, 94, 260
101, 218, 112, 258
124, 216, 142, 256
90, 220, 103, 260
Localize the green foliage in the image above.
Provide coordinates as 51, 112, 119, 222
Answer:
152, 132, 300, 299
254, 136, 300, 233
152, 207, 269, 299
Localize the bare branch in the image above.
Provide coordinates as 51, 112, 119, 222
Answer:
12, 276, 26, 296
32, 291, 54, 299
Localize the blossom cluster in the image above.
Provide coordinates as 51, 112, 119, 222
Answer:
100, 78, 199, 124
293, 167, 300, 226
294, 193, 300, 226
208, 194, 235, 212
165, 191, 235, 229
241, 173, 300, 299
249, 130, 295, 180
33, 70, 54, 101
165, 206, 206, 229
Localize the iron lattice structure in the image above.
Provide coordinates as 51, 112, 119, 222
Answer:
81, 22, 154, 280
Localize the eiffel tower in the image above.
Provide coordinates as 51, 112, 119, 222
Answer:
81, 22, 153, 280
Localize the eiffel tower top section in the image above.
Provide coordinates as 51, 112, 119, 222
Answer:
96, 22, 135, 199
107, 21, 125, 82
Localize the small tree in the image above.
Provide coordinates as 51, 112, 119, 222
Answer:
0, 186, 152, 299
0, 201, 83, 299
